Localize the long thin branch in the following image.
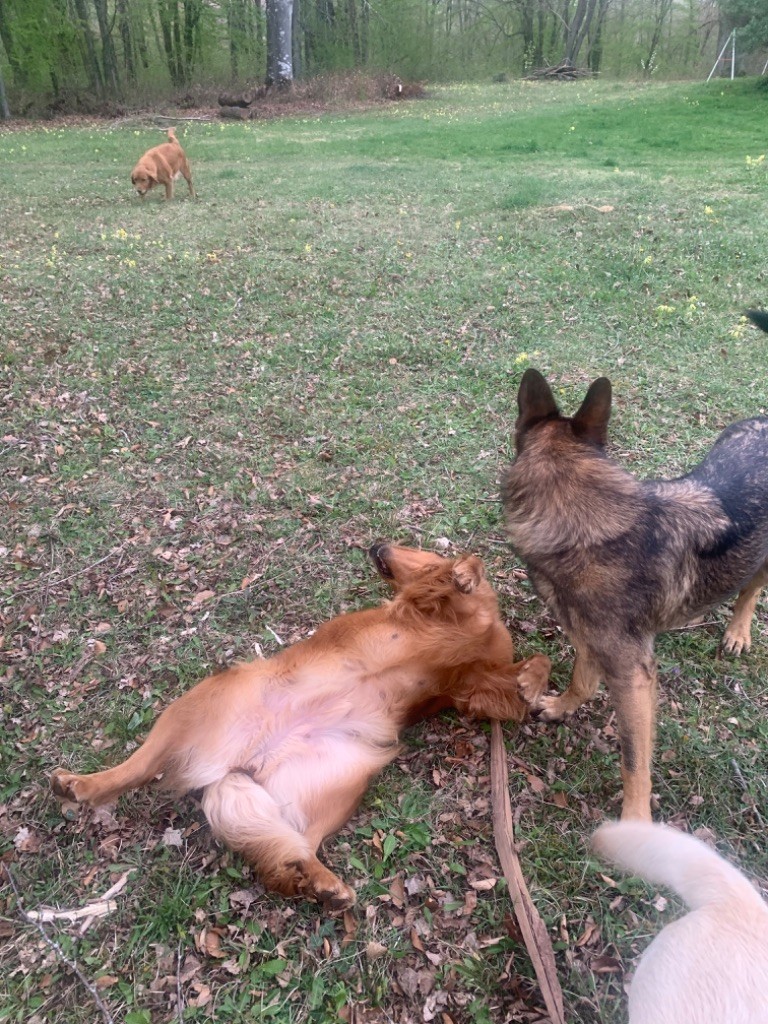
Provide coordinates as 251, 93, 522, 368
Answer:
3, 865, 116, 1024
489, 720, 566, 1024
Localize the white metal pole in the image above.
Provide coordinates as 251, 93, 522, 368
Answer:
731, 29, 736, 79
707, 30, 733, 82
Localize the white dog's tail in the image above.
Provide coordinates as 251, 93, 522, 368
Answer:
593, 821, 765, 913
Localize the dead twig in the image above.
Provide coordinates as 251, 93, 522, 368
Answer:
3, 864, 116, 1024
489, 719, 567, 1024
176, 941, 185, 1022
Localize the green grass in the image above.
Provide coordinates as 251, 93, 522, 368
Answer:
1, 78, 768, 1024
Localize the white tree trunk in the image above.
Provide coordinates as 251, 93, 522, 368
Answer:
266, 0, 294, 86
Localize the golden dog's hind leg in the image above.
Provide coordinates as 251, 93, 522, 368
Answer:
51, 701, 185, 806
181, 161, 196, 198
722, 563, 768, 656
606, 656, 657, 822
202, 773, 356, 910
535, 644, 602, 722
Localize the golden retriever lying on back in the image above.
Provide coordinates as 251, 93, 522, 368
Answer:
52, 544, 550, 909
130, 128, 195, 200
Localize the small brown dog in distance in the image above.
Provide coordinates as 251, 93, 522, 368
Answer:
593, 821, 768, 1024
502, 358, 768, 821
130, 128, 195, 200
52, 544, 550, 909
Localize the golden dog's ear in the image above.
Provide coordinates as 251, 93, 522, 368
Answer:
451, 556, 484, 594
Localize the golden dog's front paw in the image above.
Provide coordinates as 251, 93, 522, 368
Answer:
451, 556, 484, 594
516, 654, 551, 707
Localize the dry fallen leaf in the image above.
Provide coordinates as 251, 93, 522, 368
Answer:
469, 877, 497, 891
14, 827, 41, 854
162, 827, 184, 848
365, 941, 388, 960
94, 976, 119, 989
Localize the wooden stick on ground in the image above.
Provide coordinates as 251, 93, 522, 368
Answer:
489, 719, 567, 1024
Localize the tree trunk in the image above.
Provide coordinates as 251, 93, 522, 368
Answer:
565, 0, 599, 65
227, 0, 247, 80
117, 0, 136, 83
642, 0, 673, 76
93, 0, 121, 96
266, 0, 293, 86
67, 0, 104, 95
292, 0, 302, 78
587, 0, 610, 72
159, 0, 184, 86
0, 2, 25, 88
346, 0, 360, 65
182, 0, 202, 84
0, 60, 10, 118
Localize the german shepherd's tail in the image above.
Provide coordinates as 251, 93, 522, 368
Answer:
592, 821, 765, 913
746, 309, 768, 334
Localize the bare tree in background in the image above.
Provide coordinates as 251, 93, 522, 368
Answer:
266, 0, 294, 85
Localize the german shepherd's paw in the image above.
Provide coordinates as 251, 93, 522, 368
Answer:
532, 691, 572, 723
516, 654, 551, 707
722, 623, 752, 656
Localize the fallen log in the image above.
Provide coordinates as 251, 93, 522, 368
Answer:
218, 105, 255, 120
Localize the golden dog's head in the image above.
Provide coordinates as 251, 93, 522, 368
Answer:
369, 541, 499, 625
131, 166, 154, 196
369, 542, 481, 590
366, 542, 528, 722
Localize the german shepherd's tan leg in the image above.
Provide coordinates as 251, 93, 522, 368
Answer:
722, 564, 768, 656
536, 645, 601, 722
606, 656, 657, 821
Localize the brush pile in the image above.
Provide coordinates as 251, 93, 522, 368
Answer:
525, 60, 595, 80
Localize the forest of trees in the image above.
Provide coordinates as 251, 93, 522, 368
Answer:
0, 0, 766, 116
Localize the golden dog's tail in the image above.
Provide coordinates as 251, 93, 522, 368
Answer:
592, 821, 765, 913
167, 127, 178, 143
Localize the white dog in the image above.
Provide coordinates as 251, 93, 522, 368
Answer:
592, 821, 768, 1024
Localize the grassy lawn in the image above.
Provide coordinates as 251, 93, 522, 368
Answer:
2, 78, 767, 1024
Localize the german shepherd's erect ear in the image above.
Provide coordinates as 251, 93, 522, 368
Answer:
572, 377, 612, 447
516, 368, 559, 433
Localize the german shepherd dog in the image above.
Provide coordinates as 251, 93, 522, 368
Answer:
52, 544, 550, 909
501, 343, 768, 820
